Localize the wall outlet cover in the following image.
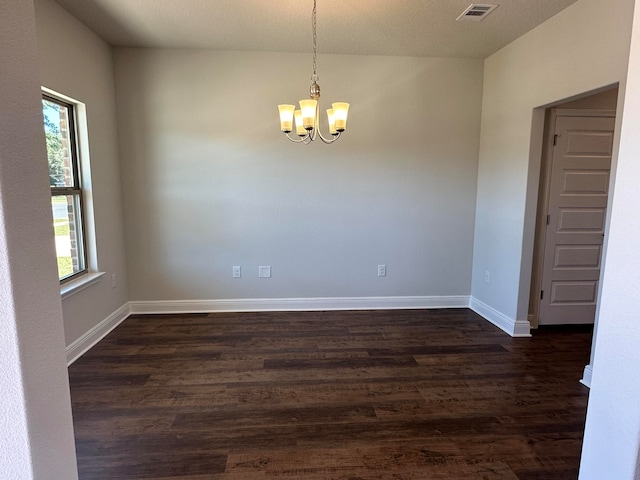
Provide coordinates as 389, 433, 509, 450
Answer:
258, 266, 271, 278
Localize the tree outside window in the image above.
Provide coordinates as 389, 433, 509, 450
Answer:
42, 95, 87, 282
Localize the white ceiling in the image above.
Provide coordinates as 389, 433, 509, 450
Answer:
53, 0, 579, 59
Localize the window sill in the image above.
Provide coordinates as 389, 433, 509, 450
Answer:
61, 272, 105, 300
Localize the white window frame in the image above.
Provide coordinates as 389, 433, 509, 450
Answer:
42, 87, 103, 298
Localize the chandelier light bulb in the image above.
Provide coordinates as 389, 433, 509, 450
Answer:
332, 103, 349, 132
299, 99, 318, 130
278, 104, 295, 133
327, 109, 337, 135
294, 110, 306, 136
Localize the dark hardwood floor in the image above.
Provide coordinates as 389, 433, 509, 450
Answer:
68, 309, 592, 479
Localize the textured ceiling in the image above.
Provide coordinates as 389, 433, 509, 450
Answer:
53, 0, 579, 58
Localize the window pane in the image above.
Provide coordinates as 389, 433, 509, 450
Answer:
52, 195, 85, 280
42, 99, 75, 188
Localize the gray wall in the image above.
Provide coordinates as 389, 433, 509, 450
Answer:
471, 0, 634, 328
35, 0, 129, 345
581, 1, 640, 475
0, 0, 77, 477
114, 49, 484, 303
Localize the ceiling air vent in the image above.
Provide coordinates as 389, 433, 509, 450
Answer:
456, 4, 498, 22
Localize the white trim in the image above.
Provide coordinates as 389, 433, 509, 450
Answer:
67, 295, 541, 364
44, 86, 100, 291
60, 271, 104, 300
554, 108, 616, 118
66, 303, 130, 365
469, 296, 531, 337
580, 364, 593, 388
129, 295, 470, 315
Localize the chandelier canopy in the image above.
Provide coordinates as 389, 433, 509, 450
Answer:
277, 0, 349, 144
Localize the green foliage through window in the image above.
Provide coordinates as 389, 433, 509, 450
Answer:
43, 100, 66, 187
43, 94, 87, 282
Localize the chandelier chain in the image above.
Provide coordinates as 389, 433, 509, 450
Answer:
312, 0, 317, 80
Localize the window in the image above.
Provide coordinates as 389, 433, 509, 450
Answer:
42, 94, 87, 282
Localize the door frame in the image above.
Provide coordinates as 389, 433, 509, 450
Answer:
528, 108, 616, 328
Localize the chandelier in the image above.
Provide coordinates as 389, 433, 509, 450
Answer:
277, 0, 349, 144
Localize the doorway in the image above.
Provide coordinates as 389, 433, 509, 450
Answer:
529, 88, 618, 327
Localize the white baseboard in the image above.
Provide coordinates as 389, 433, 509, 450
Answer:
580, 364, 593, 388
66, 303, 131, 365
68, 295, 537, 364
129, 295, 470, 315
469, 296, 531, 337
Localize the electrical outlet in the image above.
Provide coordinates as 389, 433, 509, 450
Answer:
378, 265, 386, 277
258, 266, 271, 278
111, 273, 117, 288
484, 270, 491, 283
232, 266, 241, 278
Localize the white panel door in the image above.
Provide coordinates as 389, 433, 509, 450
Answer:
538, 114, 615, 325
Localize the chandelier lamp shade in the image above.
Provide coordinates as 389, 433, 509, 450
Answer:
277, 0, 349, 144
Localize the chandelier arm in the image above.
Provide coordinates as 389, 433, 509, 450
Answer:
285, 132, 309, 143
317, 130, 341, 144
311, 101, 339, 143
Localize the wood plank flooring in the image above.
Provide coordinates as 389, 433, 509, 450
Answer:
68, 309, 592, 479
